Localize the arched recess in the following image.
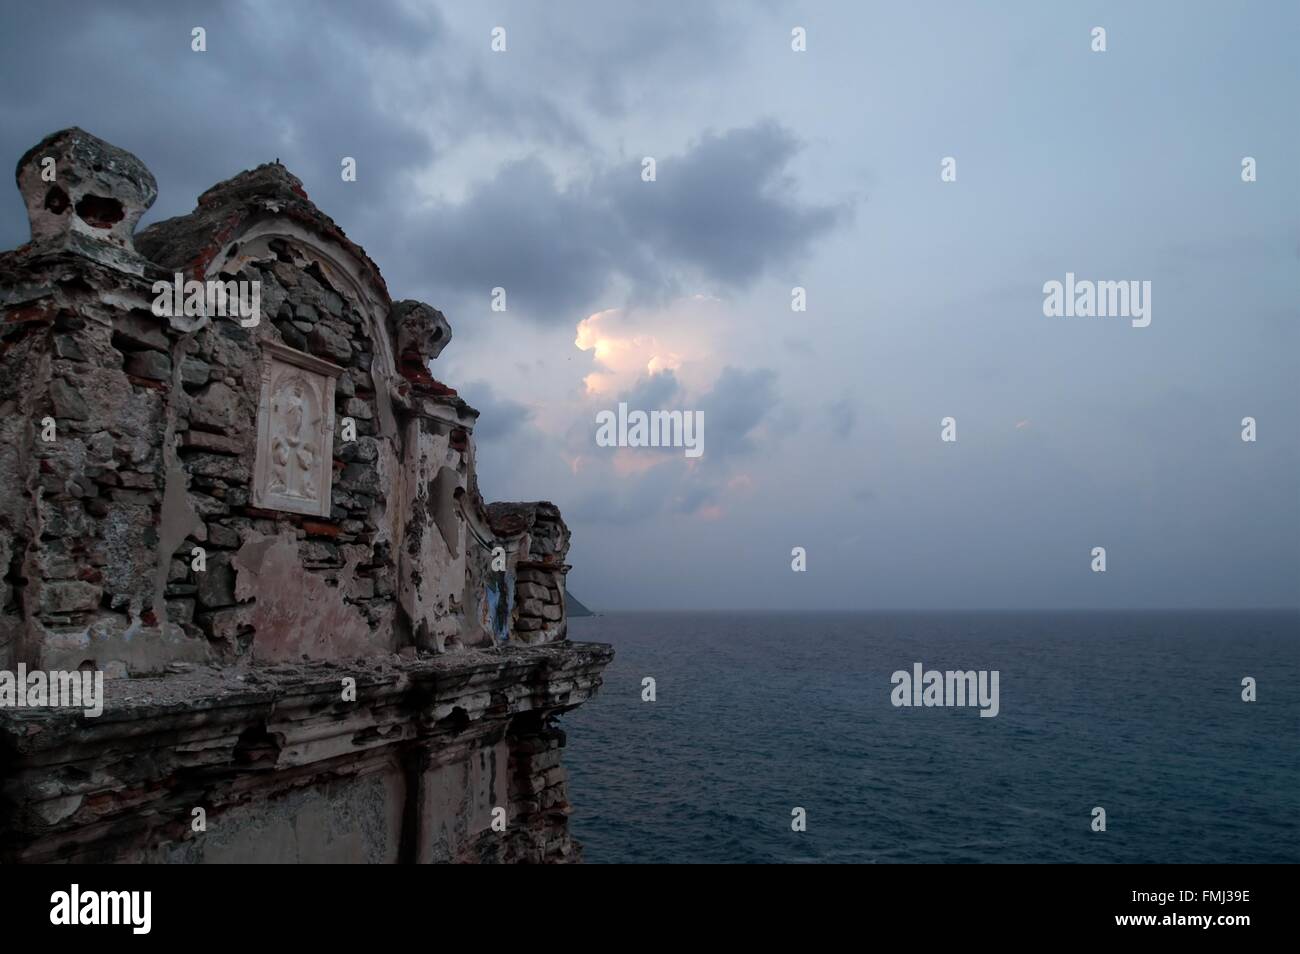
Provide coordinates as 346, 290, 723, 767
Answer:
199, 218, 400, 439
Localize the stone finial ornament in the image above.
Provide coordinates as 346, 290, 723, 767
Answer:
15, 127, 157, 271
390, 299, 452, 366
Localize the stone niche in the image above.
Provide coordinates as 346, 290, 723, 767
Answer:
252, 341, 341, 517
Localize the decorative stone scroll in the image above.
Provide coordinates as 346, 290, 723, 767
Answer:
252, 340, 343, 517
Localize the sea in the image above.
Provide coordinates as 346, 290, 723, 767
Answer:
562, 611, 1299, 864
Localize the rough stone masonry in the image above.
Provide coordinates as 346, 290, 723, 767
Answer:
0, 128, 612, 863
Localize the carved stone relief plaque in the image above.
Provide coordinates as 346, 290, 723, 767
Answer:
252, 341, 342, 517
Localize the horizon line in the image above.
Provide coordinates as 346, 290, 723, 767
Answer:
570, 606, 1300, 615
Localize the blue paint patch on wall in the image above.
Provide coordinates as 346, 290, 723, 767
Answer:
485, 570, 515, 642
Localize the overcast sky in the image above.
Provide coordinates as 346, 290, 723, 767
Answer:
2, 1, 1296, 610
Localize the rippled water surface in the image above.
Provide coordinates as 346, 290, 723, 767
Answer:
563, 611, 1299, 863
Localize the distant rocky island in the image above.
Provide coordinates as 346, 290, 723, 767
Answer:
565, 590, 595, 617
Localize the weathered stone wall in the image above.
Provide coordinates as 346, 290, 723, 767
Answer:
0, 128, 611, 863
0, 128, 191, 677
136, 218, 406, 664
0, 128, 582, 675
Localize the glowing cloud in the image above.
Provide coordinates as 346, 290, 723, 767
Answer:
574, 299, 723, 399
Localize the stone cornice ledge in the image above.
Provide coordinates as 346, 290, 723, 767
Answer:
0, 641, 613, 859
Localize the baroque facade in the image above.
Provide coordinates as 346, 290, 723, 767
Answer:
0, 128, 610, 863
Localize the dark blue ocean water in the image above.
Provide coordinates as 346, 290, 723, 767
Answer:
562, 611, 1299, 863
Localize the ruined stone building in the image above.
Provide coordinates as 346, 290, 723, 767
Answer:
0, 128, 612, 862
